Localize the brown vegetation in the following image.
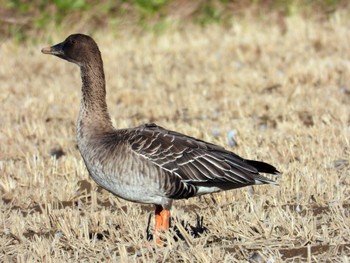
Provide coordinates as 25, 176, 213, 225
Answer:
1, 13, 350, 261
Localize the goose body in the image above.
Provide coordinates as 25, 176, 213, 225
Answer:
42, 34, 280, 244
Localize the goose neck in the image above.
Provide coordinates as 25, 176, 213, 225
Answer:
78, 63, 114, 134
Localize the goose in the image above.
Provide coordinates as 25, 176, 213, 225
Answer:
42, 34, 281, 245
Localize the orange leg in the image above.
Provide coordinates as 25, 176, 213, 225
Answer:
155, 205, 171, 246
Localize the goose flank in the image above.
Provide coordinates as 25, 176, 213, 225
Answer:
42, 34, 281, 245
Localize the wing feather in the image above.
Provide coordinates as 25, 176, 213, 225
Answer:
129, 123, 278, 192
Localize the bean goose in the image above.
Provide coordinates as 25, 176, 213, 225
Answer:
42, 34, 281, 245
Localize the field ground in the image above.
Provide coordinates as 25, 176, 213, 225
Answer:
1, 13, 350, 262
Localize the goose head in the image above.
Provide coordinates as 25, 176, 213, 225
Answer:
41, 34, 101, 66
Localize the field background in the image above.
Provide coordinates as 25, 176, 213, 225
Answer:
1, 1, 350, 262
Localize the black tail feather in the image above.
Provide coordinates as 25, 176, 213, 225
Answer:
245, 160, 280, 175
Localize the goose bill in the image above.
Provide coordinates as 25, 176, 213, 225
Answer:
41, 42, 65, 57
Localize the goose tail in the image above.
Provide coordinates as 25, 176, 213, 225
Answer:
246, 159, 281, 185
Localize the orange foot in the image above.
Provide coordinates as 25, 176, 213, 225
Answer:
154, 205, 171, 246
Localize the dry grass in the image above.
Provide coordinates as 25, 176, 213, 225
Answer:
1, 13, 350, 262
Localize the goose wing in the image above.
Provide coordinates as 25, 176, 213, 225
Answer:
128, 123, 278, 188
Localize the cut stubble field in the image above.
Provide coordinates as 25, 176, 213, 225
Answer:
1, 15, 350, 262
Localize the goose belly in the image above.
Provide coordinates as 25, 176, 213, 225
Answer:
82, 153, 167, 205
